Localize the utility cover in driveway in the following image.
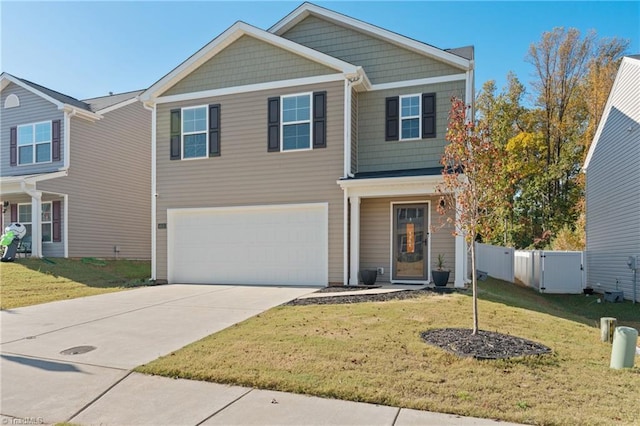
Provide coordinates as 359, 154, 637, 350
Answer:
167, 203, 328, 286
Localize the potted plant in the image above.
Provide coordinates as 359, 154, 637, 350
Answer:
360, 269, 378, 286
431, 253, 450, 287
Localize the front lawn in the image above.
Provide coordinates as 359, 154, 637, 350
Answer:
0, 258, 151, 309
137, 278, 640, 425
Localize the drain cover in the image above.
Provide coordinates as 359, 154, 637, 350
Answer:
60, 345, 96, 355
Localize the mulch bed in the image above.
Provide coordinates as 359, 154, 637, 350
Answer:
286, 288, 552, 359
421, 328, 552, 359
285, 288, 457, 306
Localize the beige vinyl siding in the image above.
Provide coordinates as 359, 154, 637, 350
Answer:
586, 59, 640, 302
281, 15, 462, 85
359, 196, 455, 284
38, 101, 151, 259
156, 80, 345, 283
1, 82, 65, 176
163, 35, 337, 97
357, 80, 465, 173
351, 88, 358, 173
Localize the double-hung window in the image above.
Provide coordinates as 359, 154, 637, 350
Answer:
17, 121, 52, 165
281, 93, 312, 151
400, 95, 421, 140
181, 106, 207, 159
18, 202, 52, 242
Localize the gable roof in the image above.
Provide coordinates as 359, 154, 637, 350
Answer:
583, 55, 640, 170
140, 20, 361, 102
269, 2, 472, 70
83, 89, 144, 114
1, 72, 141, 117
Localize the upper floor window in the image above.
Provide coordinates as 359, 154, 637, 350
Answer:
267, 92, 326, 153
17, 121, 52, 165
282, 94, 311, 151
182, 106, 207, 159
400, 95, 421, 140
385, 93, 436, 141
170, 104, 220, 161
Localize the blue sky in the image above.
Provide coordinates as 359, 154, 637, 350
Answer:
2, 1, 638, 101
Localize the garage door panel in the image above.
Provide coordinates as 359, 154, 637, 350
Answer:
168, 204, 328, 286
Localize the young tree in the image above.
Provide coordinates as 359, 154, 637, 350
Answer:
437, 97, 509, 334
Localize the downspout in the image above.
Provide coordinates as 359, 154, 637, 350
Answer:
143, 101, 157, 280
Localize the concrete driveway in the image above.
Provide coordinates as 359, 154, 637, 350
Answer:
0, 284, 315, 424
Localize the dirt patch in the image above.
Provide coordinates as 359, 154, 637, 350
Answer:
421, 328, 552, 359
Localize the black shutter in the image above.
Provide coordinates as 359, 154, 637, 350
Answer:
209, 104, 221, 157
10, 204, 17, 223
52, 119, 61, 161
312, 91, 327, 149
267, 97, 280, 152
422, 93, 436, 139
385, 96, 399, 141
52, 200, 61, 242
170, 109, 181, 160
10, 126, 17, 166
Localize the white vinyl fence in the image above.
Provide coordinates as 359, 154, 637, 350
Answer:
475, 243, 514, 283
477, 243, 585, 294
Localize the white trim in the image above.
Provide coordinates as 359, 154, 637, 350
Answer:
1, 73, 64, 109
154, 73, 345, 105
140, 21, 358, 101
349, 195, 360, 285
343, 188, 349, 286
337, 174, 443, 198
269, 3, 470, 70
370, 74, 466, 92
63, 111, 71, 170
4, 93, 19, 108
584, 56, 640, 170
95, 96, 139, 115
144, 102, 157, 280
390, 201, 431, 284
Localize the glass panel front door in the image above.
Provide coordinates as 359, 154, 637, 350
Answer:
393, 204, 428, 281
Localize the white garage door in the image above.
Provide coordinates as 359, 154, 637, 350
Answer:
168, 203, 328, 286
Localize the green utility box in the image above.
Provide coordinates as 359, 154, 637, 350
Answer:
609, 326, 638, 369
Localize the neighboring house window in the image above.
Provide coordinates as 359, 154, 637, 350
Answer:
17, 121, 52, 165
385, 93, 436, 141
17, 202, 52, 242
170, 104, 220, 160
267, 92, 326, 152
400, 95, 421, 140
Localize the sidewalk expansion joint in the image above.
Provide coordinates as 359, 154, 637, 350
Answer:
65, 370, 134, 423
196, 388, 254, 425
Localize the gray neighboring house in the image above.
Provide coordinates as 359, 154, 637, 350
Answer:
0, 73, 151, 259
583, 55, 640, 302
140, 2, 474, 287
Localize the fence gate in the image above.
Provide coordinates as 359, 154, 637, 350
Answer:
540, 251, 584, 294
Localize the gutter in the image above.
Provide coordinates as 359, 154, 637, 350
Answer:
143, 101, 157, 280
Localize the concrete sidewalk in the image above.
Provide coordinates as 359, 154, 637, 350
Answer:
1, 284, 521, 426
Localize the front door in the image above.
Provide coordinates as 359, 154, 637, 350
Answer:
392, 204, 429, 282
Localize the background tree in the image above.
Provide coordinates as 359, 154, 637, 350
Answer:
475, 29, 628, 249
437, 97, 508, 334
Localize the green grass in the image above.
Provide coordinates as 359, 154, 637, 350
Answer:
0, 258, 151, 309
137, 278, 640, 425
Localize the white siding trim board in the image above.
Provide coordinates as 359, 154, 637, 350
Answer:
370, 74, 466, 91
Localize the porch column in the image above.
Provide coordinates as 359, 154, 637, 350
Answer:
454, 194, 466, 288
349, 195, 361, 286
30, 191, 42, 258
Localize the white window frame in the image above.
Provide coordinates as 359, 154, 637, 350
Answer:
18, 202, 53, 243
280, 92, 313, 152
17, 121, 52, 165
181, 105, 208, 160
399, 94, 421, 141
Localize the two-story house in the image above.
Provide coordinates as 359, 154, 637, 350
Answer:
139, 2, 473, 287
584, 55, 640, 302
0, 73, 151, 260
